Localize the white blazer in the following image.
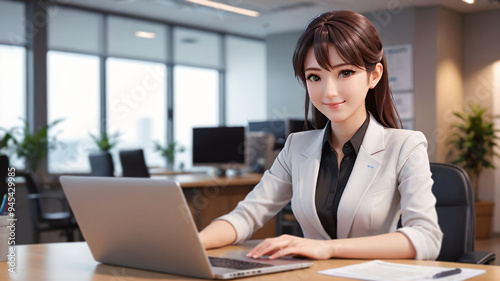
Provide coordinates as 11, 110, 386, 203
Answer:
219, 114, 443, 260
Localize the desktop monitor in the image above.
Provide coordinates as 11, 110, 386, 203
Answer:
286, 119, 314, 135
192, 126, 246, 176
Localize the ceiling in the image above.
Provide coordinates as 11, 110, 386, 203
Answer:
67, 0, 500, 38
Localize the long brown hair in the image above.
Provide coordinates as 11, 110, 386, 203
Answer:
293, 10, 401, 129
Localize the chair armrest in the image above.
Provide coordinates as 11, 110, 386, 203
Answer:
458, 251, 496, 264
27, 193, 70, 211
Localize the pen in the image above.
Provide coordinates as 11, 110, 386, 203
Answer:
432, 268, 462, 279
0, 194, 7, 216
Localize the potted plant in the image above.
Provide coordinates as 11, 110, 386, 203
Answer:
0, 119, 63, 187
0, 130, 12, 153
153, 141, 185, 170
89, 130, 121, 152
449, 103, 499, 239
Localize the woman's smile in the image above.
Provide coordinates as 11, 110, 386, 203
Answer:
323, 101, 346, 109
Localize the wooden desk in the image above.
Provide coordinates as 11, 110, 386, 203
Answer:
151, 173, 274, 240
2, 241, 500, 281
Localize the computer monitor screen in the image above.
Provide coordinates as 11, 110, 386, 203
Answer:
286, 119, 314, 134
192, 126, 246, 170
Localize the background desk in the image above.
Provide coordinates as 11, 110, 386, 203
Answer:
3, 241, 500, 281
152, 173, 275, 239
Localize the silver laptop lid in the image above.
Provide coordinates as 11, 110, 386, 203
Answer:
60, 176, 214, 279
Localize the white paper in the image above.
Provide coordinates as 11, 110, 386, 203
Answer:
318, 260, 485, 281
386, 44, 413, 91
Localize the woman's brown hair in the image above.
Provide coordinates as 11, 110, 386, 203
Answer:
293, 10, 401, 129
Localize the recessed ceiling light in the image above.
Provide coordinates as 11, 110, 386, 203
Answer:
135, 31, 156, 39
185, 0, 260, 17
462, 0, 475, 4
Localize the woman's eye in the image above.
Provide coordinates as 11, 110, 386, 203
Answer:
307, 74, 320, 82
339, 70, 354, 78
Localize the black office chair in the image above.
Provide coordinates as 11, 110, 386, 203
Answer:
430, 162, 495, 264
0, 155, 9, 196
16, 171, 79, 243
119, 149, 150, 178
276, 202, 303, 237
88, 151, 114, 177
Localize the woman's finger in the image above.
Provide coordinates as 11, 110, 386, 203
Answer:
247, 236, 290, 258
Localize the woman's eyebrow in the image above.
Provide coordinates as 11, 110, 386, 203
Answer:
305, 63, 353, 72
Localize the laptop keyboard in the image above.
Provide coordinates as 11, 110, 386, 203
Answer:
208, 256, 274, 270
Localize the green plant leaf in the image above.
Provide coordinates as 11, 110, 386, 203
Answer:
448, 103, 499, 198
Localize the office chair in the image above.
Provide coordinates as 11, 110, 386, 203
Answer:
119, 149, 150, 177
430, 162, 495, 264
88, 151, 114, 177
16, 170, 79, 243
276, 202, 303, 237
0, 155, 8, 197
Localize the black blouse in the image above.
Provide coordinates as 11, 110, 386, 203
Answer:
315, 114, 370, 239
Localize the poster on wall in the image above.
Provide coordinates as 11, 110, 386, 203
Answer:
393, 92, 414, 119
385, 44, 413, 91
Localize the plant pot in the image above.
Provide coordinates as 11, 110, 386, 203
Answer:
475, 201, 494, 239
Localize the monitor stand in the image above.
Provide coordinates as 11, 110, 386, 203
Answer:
215, 168, 228, 177
214, 168, 244, 177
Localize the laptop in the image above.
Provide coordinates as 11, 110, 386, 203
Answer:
60, 176, 313, 279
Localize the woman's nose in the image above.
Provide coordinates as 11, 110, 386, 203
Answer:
324, 78, 338, 98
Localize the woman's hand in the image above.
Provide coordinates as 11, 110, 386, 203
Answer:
246, 235, 333, 260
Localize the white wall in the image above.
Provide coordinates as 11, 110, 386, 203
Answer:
265, 31, 304, 121
464, 9, 500, 232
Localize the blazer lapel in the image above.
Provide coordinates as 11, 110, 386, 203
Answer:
297, 127, 331, 239
336, 115, 386, 238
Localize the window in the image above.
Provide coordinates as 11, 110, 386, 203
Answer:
47, 51, 100, 173
38, 5, 268, 175
106, 58, 167, 173
174, 66, 219, 169
48, 7, 103, 54
0, 45, 26, 130
0, 44, 26, 168
0, 0, 25, 45
0, 1, 26, 168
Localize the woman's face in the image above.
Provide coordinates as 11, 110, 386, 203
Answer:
304, 46, 381, 126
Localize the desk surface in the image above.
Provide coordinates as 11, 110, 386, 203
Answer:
2, 241, 500, 281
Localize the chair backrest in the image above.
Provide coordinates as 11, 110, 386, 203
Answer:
119, 149, 150, 178
89, 151, 115, 177
17, 171, 45, 222
430, 162, 475, 262
0, 155, 9, 196
18, 171, 42, 194
246, 132, 276, 173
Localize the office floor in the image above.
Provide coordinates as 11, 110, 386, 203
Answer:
475, 234, 500, 265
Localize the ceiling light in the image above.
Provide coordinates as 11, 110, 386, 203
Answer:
185, 0, 260, 17
135, 31, 156, 39
462, 0, 474, 4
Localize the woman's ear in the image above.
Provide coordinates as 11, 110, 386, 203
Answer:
369, 62, 383, 89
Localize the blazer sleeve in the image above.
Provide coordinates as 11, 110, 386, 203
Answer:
395, 131, 443, 260
216, 134, 295, 244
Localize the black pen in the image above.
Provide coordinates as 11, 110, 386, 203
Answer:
432, 268, 462, 279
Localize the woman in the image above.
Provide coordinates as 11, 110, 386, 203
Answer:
199, 10, 442, 261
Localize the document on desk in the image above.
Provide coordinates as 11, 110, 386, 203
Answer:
318, 260, 485, 281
